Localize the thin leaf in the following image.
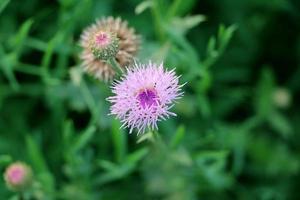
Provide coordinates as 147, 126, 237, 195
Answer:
111, 119, 127, 163
170, 125, 185, 148
25, 134, 48, 173
172, 15, 206, 34
268, 111, 292, 138
135, 0, 153, 15
97, 160, 118, 171
126, 147, 149, 163
72, 125, 96, 153
255, 68, 275, 117
11, 19, 34, 56
0, 0, 10, 14
62, 120, 74, 149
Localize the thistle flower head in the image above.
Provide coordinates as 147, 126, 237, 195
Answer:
89, 30, 119, 60
80, 17, 140, 81
107, 61, 183, 134
4, 162, 32, 191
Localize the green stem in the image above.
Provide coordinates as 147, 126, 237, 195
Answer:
108, 58, 123, 74
80, 79, 99, 123
19, 192, 24, 200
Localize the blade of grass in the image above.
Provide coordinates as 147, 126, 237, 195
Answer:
0, 47, 19, 90
72, 125, 96, 153
11, 19, 34, 56
0, 0, 10, 14
135, 0, 153, 15
170, 125, 185, 148
25, 135, 48, 172
79, 78, 100, 122
111, 119, 127, 163
25, 134, 55, 196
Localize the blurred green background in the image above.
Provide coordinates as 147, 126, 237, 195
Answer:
1, 0, 300, 199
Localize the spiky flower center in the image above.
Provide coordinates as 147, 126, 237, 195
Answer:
89, 30, 119, 61
137, 88, 158, 108
95, 32, 110, 47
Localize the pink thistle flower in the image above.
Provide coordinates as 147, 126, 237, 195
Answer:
107, 61, 184, 134
4, 162, 33, 191
80, 17, 140, 81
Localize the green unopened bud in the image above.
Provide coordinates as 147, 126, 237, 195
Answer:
89, 30, 119, 61
4, 162, 33, 192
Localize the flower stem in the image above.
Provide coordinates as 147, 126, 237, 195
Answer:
19, 192, 24, 200
108, 58, 123, 74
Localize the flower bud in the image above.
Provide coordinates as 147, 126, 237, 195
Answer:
79, 17, 140, 81
4, 162, 33, 191
89, 30, 119, 61
273, 87, 291, 109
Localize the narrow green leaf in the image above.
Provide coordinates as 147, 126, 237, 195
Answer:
167, 0, 183, 18
97, 160, 118, 171
268, 111, 292, 138
96, 149, 148, 186
167, 0, 196, 18
12, 19, 34, 56
219, 25, 237, 50
72, 125, 96, 153
255, 68, 275, 117
62, 120, 74, 149
0, 47, 19, 90
203, 24, 236, 69
197, 93, 211, 118
207, 37, 217, 57
170, 125, 185, 148
79, 79, 99, 121
25, 37, 48, 51
0, 0, 10, 14
95, 164, 134, 185
41, 38, 55, 81
171, 15, 206, 36
111, 119, 127, 163
126, 147, 149, 163
218, 24, 225, 40
135, 0, 153, 15
179, 15, 206, 30
25, 134, 48, 173
14, 63, 42, 76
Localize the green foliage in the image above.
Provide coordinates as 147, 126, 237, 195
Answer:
0, 0, 300, 199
